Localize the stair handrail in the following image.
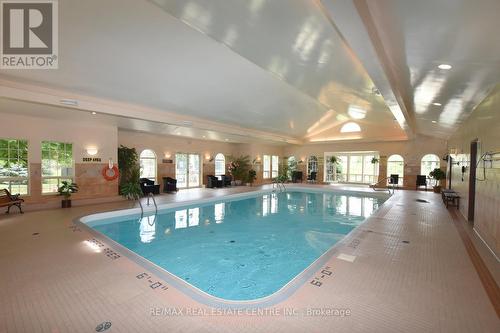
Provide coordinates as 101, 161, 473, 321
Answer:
370, 176, 393, 195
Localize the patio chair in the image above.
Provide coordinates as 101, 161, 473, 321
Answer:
162, 177, 178, 193
416, 175, 427, 191
292, 171, 303, 183
307, 171, 317, 183
220, 175, 232, 187
139, 178, 160, 195
389, 174, 399, 188
207, 175, 223, 188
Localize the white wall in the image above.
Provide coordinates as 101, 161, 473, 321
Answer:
0, 113, 118, 162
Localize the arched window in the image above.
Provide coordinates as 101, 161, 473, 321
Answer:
307, 156, 318, 177
287, 156, 297, 179
421, 154, 440, 176
214, 153, 225, 176
140, 149, 157, 181
387, 154, 404, 181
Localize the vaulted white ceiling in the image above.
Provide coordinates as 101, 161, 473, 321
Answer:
1, 0, 499, 144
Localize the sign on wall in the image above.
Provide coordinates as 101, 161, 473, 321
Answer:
83, 157, 102, 163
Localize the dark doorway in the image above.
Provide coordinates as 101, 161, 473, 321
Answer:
468, 140, 478, 224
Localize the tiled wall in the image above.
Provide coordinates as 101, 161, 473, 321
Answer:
448, 84, 500, 257
23, 163, 119, 208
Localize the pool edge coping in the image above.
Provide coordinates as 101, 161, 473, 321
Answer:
74, 186, 395, 309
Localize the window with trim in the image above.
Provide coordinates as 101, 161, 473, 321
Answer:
421, 154, 440, 176
41, 141, 74, 194
0, 138, 29, 195
214, 153, 225, 176
307, 156, 318, 177
324, 152, 378, 184
263, 155, 271, 179
140, 149, 157, 182
271, 155, 279, 178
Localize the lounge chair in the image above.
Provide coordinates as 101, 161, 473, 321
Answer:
0, 189, 24, 214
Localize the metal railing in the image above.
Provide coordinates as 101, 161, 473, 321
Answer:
370, 177, 394, 195
136, 193, 158, 225
272, 179, 286, 193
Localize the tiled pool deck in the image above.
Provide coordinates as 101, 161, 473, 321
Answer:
0, 185, 498, 332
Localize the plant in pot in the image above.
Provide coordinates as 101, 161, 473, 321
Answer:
57, 181, 79, 208
247, 169, 257, 186
371, 157, 379, 164
328, 156, 338, 164
276, 163, 289, 183
119, 166, 142, 200
429, 168, 446, 193
118, 145, 139, 188
228, 155, 251, 185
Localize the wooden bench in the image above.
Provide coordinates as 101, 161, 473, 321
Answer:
0, 189, 24, 214
443, 191, 460, 209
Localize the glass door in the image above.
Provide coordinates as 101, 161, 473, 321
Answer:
175, 153, 188, 188
188, 154, 200, 187
176, 153, 201, 188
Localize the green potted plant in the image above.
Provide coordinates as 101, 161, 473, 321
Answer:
57, 181, 79, 208
120, 182, 143, 200
228, 155, 251, 185
429, 168, 446, 193
119, 166, 142, 200
247, 169, 257, 186
328, 156, 338, 164
371, 157, 379, 164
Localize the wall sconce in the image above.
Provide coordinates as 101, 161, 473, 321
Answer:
164, 152, 171, 159
86, 147, 98, 156
205, 154, 213, 162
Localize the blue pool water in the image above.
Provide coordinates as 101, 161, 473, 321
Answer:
88, 190, 386, 301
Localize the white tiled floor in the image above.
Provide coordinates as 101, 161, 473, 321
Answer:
0, 185, 498, 332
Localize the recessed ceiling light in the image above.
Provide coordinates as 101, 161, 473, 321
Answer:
91, 111, 97, 115
202, 135, 206, 138
60, 99, 78, 106
432, 120, 437, 123
225, 138, 229, 141
176, 132, 181, 135
432, 102, 442, 106
438, 64, 452, 70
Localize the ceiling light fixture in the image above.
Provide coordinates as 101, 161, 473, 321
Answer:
60, 99, 79, 106
91, 111, 97, 115
438, 64, 452, 70
432, 120, 437, 123
432, 102, 442, 106
86, 147, 98, 156
340, 122, 361, 133
347, 105, 367, 120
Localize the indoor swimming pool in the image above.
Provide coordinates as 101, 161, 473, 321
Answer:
83, 189, 387, 301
